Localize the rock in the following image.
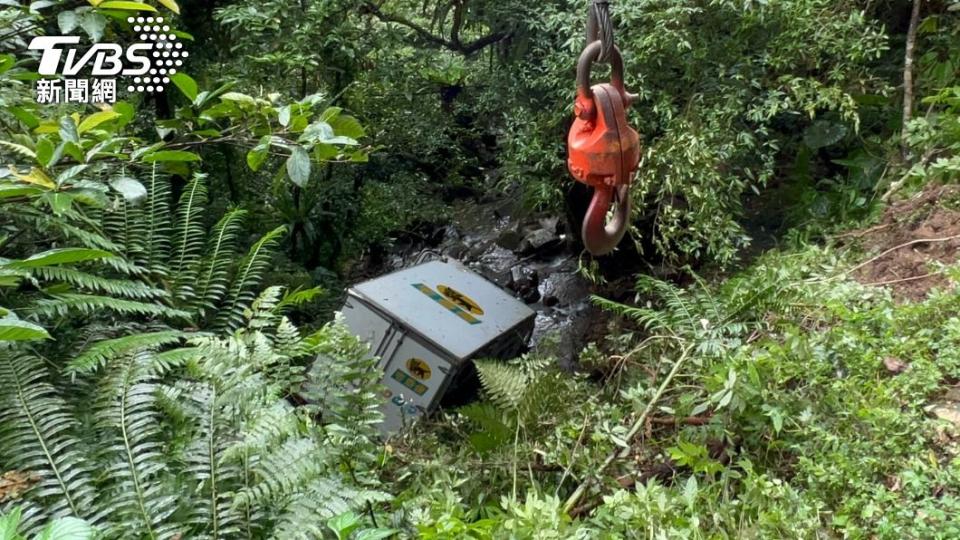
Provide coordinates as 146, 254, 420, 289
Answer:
518, 228, 561, 254
944, 386, 960, 402
930, 402, 960, 427
509, 267, 540, 303
496, 228, 523, 251
538, 216, 560, 234
444, 242, 469, 260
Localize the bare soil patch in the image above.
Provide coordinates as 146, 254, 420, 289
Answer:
846, 185, 960, 301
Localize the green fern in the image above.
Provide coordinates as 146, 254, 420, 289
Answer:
474, 360, 527, 411
27, 294, 191, 320
94, 352, 179, 539
171, 174, 208, 304
139, 165, 172, 278
0, 352, 99, 525
212, 226, 286, 333
28, 267, 168, 300
190, 209, 246, 320
67, 330, 191, 374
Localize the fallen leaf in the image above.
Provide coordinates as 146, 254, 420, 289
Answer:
883, 356, 908, 374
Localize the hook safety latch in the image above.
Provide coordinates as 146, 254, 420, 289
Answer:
566, 39, 640, 256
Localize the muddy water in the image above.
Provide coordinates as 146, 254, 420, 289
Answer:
379, 197, 609, 369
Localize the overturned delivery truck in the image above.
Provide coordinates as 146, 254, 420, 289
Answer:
334, 260, 536, 433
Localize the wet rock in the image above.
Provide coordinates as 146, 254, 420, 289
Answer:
509, 267, 540, 304
496, 227, 524, 251
539, 270, 591, 307
518, 228, 562, 255
444, 242, 469, 260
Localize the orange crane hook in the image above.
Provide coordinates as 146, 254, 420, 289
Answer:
566, 2, 641, 256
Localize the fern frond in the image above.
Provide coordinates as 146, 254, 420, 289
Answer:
474, 360, 527, 411
181, 382, 245, 540
27, 294, 191, 320
277, 287, 325, 311
222, 402, 300, 464
139, 164, 172, 278
67, 330, 190, 374
245, 287, 285, 330
0, 352, 99, 524
233, 438, 325, 507
103, 191, 147, 259
269, 478, 391, 540
29, 266, 168, 300
152, 347, 201, 374
191, 209, 246, 320
171, 175, 209, 304
94, 351, 179, 539
273, 317, 303, 358
591, 294, 671, 332
213, 226, 285, 333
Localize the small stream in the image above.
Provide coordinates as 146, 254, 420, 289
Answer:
374, 197, 612, 368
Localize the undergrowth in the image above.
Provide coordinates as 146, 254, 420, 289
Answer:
385, 243, 960, 539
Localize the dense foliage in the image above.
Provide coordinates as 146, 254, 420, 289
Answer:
2, 0, 960, 538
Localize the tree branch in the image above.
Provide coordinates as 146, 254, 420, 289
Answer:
360, 1, 508, 56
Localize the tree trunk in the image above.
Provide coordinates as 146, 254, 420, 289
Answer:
902, 0, 922, 161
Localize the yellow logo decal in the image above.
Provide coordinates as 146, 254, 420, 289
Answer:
406, 358, 432, 380
437, 285, 484, 315
412, 283, 482, 325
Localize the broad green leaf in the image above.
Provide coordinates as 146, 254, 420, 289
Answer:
0, 184, 43, 199
355, 529, 399, 540
9, 107, 39, 129
109, 176, 147, 202
7, 247, 113, 268
313, 143, 340, 161
169, 72, 198, 101
96, 1, 156, 10
35, 137, 54, 166
58, 10, 78, 33
0, 318, 50, 341
44, 191, 75, 215
113, 101, 135, 128
220, 92, 256, 105
78, 110, 120, 134
59, 116, 79, 143
278, 105, 291, 127
142, 150, 201, 162
156, 0, 179, 13
36, 516, 95, 540
330, 114, 364, 139
286, 146, 311, 187
804, 120, 847, 149
79, 11, 107, 42
0, 506, 23, 540
0, 54, 13, 75
326, 512, 360, 538
247, 149, 267, 172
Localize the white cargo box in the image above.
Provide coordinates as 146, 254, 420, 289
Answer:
336, 260, 535, 433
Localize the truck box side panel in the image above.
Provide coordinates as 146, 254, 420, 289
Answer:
378, 331, 457, 432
